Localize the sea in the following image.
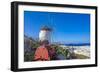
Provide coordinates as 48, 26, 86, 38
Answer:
63, 43, 90, 46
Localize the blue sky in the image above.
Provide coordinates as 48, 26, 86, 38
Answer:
24, 11, 90, 43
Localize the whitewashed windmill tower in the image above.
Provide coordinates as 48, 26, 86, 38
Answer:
39, 26, 52, 43
39, 13, 53, 43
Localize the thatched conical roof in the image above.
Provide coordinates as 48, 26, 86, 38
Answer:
41, 25, 52, 31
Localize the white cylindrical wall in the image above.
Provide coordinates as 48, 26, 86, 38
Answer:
39, 30, 51, 42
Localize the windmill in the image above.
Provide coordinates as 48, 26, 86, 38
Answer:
39, 13, 54, 44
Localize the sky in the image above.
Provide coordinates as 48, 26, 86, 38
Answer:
24, 11, 90, 43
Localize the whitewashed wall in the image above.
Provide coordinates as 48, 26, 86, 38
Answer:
39, 30, 51, 42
